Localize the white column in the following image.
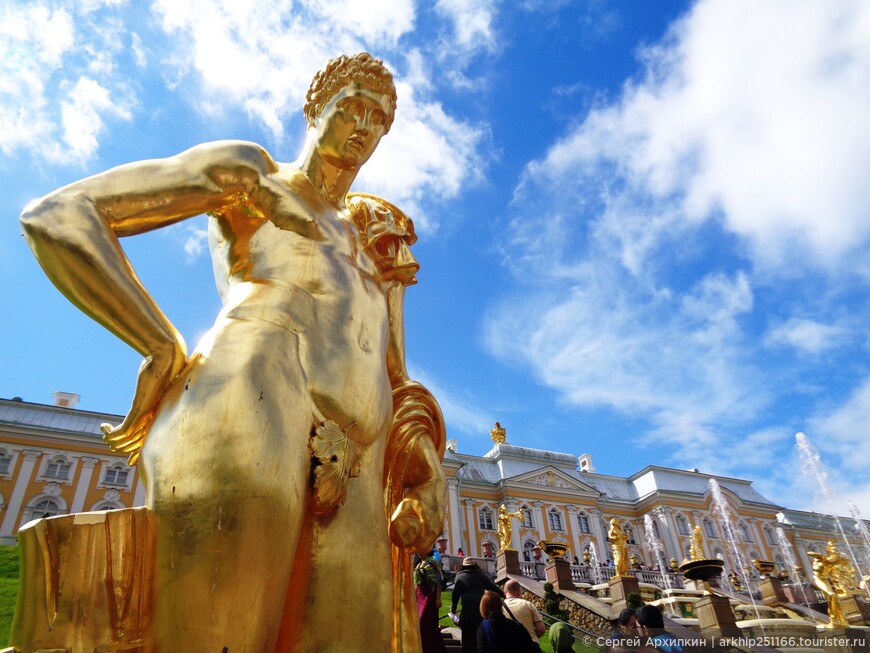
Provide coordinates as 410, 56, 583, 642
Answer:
534, 501, 546, 541
447, 478, 462, 553
133, 473, 146, 507
70, 456, 99, 513
589, 508, 606, 558
506, 498, 521, 550
464, 500, 478, 556
1, 450, 42, 537
657, 507, 681, 561
567, 505, 582, 560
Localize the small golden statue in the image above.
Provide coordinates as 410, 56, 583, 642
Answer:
608, 518, 630, 577
690, 525, 705, 561
497, 504, 522, 552
808, 541, 857, 628
490, 421, 507, 444
14, 52, 446, 653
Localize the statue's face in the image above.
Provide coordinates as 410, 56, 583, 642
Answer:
314, 84, 392, 170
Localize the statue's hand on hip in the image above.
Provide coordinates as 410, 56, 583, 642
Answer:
102, 340, 188, 465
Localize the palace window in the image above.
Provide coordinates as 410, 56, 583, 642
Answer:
626, 525, 637, 544
675, 515, 690, 536
764, 526, 777, 546
740, 523, 754, 543
478, 507, 494, 530
548, 509, 563, 531
103, 465, 129, 486
30, 499, 61, 521
44, 459, 71, 481
577, 513, 591, 534
521, 507, 534, 529
703, 518, 717, 539
0, 452, 11, 475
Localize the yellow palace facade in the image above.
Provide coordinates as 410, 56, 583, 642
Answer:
1, 394, 867, 585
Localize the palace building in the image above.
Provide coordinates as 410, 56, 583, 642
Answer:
1, 394, 867, 584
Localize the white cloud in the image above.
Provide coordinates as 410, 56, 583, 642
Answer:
485, 269, 764, 427
408, 365, 492, 441
60, 77, 131, 163
434, 0, 498, 55
809, 380, 870, 471
0, 1, 134, 164
765, 318, 849, 354
357, 83, 487, 229
491, 0, 870, 482
150, 0, 488, 232
519, 0, 870, 274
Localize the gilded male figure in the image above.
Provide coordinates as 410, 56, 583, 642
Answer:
608, 518, 630, 577
20, 53, 446, 653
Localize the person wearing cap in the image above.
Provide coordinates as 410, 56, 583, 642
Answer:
449, 558, 503, 653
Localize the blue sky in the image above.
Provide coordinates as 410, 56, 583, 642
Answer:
2, 0, 870, 519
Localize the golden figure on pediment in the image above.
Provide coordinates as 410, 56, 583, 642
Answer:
490, 421, 507, 444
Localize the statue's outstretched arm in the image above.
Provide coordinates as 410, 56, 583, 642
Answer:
20, 141, 279, 463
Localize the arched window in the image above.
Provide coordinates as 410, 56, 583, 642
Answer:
675, 514, 690, 536
764, 525, 777, 545
652, 519, 661, 540
577, 512, 591, 534
626, 524, 636, 544
739, 523, 754, 543
43, 457, 71, 481
30, 499, 61, 521
703, 518, 717, 539
92, 501, 123, 511
0, 451, 12, 475
478, 506, 494, 530
103, 465, 129, 486
548, 509, 563, 531
520, 506, 534, 528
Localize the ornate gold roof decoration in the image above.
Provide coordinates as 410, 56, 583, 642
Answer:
490, 421, 507, 444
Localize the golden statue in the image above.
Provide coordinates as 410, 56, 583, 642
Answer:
690, 525, 705, 561
608, 518, 630, 577
13, 53, 446, 653
490, 421, 507, 444
808, 541, 857, 628
497, 504, 522, 551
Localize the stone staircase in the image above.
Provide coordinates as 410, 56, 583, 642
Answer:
441, 627, 463, 650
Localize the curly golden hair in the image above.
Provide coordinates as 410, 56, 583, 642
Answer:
304, 53, 397, 133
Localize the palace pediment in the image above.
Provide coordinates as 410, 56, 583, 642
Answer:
506, 466, 601, 495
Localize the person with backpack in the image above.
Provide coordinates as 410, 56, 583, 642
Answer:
477, 591, 539, 653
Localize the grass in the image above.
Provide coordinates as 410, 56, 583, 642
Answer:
0, 546, 19, 645
438, 589, 601, 653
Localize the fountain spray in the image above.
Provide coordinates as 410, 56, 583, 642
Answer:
795, 432, 867, 598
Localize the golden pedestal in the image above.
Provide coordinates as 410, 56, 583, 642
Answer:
4, 508, 154, 653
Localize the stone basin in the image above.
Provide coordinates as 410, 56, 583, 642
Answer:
678, 558, 725, 583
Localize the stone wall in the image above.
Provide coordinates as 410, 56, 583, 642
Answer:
519, 587, 612, 639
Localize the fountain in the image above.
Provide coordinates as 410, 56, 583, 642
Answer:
797, 433, 870, 629
848, 502, 870, 581
643, 514, 674, 590
676, 524, 738, 642
777, 525, 820, 620
796, 434, 866, 589
709, 479, 763, 619
586, 541, 606, 586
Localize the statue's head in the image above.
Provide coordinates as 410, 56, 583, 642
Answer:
305, 53, 397, 133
